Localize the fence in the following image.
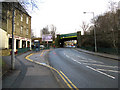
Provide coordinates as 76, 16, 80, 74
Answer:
17, 47, 30, 54
80, 46, 119, 55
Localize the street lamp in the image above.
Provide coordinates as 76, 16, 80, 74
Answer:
83, 12, 97, 52
11, 2, 15, 70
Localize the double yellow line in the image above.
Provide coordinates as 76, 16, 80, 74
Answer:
25, 52, 78, 90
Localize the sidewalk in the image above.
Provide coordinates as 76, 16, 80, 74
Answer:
2, 50, 63, 88
74, 48, 119, 60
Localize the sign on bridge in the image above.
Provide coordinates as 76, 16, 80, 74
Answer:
60, 33, 77, 39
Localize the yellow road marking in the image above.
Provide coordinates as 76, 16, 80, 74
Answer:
25, 53, 78, 89
60, 71, 78, 90
40, 50, 45, 56
25, 53, 34, 62
43, 65, 73, 89
56, 71, 73, 89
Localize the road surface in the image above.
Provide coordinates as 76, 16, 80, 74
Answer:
48, 48, 119, 88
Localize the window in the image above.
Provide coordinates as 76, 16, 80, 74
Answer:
26, 17, 29, 24
26, 28, 28, 35
21, 14, 23, 21
21, 26, 23, 34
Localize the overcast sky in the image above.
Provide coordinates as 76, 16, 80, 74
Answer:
29, 0, 119, 37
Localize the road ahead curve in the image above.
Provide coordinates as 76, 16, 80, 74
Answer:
48, 48, 119, 88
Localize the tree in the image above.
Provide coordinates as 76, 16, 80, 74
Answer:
41, 24, 57, 41
80, 21, 89, 35
41, 25, 50, 35
50, 24, 56, 41
91, 3, 119, 52
108, 1, 117, 13
31, 29, 36, 39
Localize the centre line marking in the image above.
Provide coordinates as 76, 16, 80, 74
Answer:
86, 66, 115, 79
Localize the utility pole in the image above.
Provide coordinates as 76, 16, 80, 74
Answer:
83, 12, 97, 52
92, 12, 97, 52
11, 2, 15, 70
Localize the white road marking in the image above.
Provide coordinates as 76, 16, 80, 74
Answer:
77, 56, 86, 60
77, 57, 104, 64
83, 63, 118, 68
86, 66, 115, 79
71, 58, 81, 64
88, 59, 104, 64
96, 69, 120, 73
65, 54, 81, 64
77, 59, 103, 64
64, 51, 118, 79
65, 52, 104, 64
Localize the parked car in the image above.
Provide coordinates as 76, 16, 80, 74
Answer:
40, 45, 45, 49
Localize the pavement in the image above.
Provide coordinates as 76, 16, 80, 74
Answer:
74, 48, 119, 60
2, 50, 64, 89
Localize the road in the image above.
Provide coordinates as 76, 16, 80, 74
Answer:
48, 48, 119, 88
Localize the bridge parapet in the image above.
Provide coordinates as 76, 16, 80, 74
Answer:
56, 31, 81, 48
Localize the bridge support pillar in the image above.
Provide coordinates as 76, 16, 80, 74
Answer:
77, 31, 82, 48
56, 34, 61, 48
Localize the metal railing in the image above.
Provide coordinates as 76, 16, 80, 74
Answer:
17, 47, 30, 54
80, 46, 119, 55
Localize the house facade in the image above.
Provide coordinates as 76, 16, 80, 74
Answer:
0, 2, 31, 52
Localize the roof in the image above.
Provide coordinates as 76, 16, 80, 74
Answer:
3, 2, 31, 17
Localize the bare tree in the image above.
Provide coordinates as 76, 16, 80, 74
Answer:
41, 24, 57, 41
108, 1, 117, 13
31, 29, 36, 39
50, 24, 56, 41
80, 21, 89, 35
18, 0, 39, 14
41, 25, 50, 35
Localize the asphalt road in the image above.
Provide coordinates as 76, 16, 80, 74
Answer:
48, 48, 119, 88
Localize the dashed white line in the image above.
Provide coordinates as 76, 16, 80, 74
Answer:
65, 54, 81, 64
96, 69, 120, 73
71, 58, 81, 64
86, 66, 115, 79
64, 51, 118, 79
83, 63, 118, 68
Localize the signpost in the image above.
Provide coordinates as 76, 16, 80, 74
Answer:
42, 34, 53, 48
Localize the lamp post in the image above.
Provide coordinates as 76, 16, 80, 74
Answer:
83, 12, 97, 52
11, 2, 15, 69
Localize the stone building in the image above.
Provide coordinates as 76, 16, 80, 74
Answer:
0, 2, 31, 52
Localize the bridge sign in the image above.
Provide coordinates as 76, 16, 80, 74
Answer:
60, 33, 77, 39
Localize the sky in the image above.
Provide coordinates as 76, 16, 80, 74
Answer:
27, 0, 119, 37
